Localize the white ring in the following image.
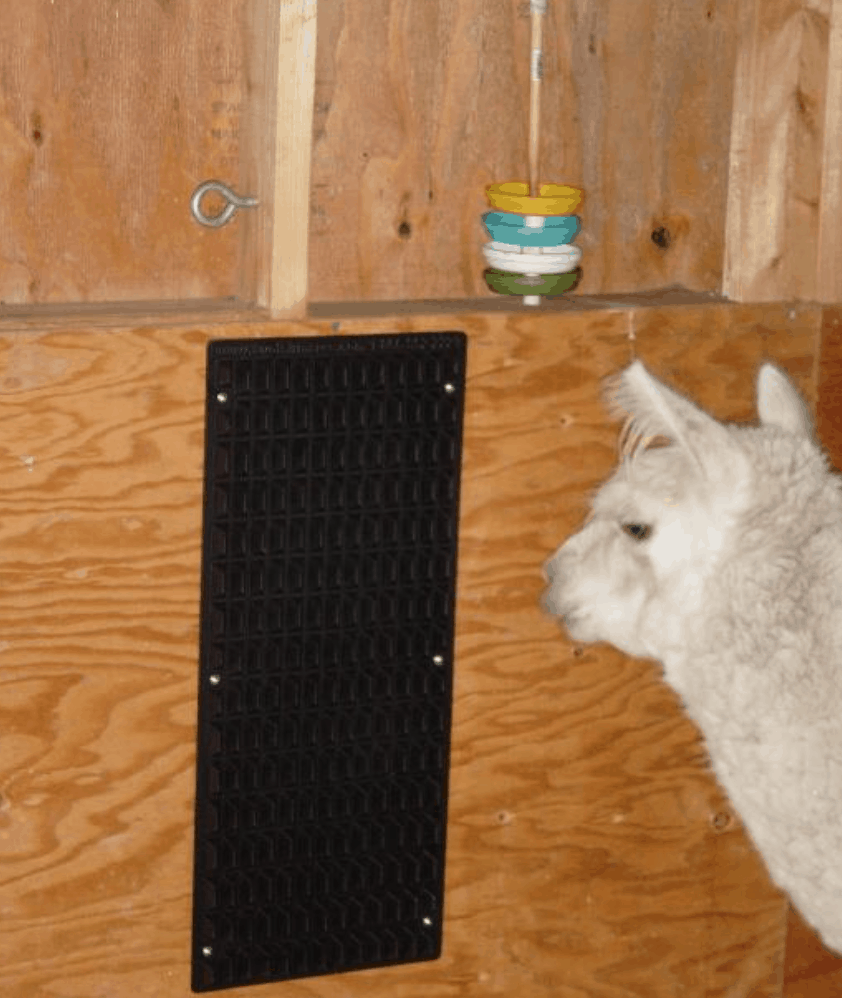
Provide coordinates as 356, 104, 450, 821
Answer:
482, 243, 582, 274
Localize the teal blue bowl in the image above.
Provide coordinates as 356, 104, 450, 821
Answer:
482, 211, 580, 247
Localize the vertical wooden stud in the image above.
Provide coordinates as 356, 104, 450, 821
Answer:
818, 1, 842, 302
239, 0, 317, 315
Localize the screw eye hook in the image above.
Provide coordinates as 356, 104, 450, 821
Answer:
190, 180, 259, 228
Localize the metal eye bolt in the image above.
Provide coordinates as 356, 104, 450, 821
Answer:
190, 180, 258, 228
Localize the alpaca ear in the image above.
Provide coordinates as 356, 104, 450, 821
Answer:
756, 364, 812, 437
607, 361, 735, 471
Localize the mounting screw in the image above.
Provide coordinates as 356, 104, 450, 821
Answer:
710, 810, 732, 831
443, 383, 456, 394
432, 654, 444, 666
209, 674, 221, 686
422, 916, 433, 926
202, 945, 213, 957
216, 392, 228, 403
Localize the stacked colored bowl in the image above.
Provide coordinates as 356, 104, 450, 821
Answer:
482, 183, 584, 303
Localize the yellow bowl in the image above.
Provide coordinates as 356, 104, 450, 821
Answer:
486, 182, 583, 215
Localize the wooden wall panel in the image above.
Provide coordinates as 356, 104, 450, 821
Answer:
308, 0, 739, 303
8, 1, 842, 309
816, 1, 842, 302
782, 905, 842, 997
0, 301, 819, 997
723, 0, 832, 303
0, 0, 246, 304
309, 0, 510, 302
631, 301, 821, 402
566, 0, 739, 296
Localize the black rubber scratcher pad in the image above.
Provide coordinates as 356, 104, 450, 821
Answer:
191, 332, 466, 992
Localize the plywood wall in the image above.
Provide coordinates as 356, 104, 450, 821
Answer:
0, 299, 828, 998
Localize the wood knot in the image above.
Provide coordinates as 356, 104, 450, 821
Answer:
651, 226, 671, 249
31, 111, 44, 146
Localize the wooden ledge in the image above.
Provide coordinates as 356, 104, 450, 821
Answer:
0, 289, 827, 338
308, 287, 729, 317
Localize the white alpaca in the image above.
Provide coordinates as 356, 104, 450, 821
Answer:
542, 361, 842, 952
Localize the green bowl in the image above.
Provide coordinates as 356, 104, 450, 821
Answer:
483, 268, 581, 297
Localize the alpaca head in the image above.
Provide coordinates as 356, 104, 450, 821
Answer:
541, 361, 817, 660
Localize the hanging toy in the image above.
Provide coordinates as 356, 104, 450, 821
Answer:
482, 0, 584, 305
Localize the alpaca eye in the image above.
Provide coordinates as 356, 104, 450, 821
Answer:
622, 523, 652, 541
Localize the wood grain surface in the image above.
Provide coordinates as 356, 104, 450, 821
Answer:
724, 0, 831, 303
4, 1, 837, 309
817, 0, 842, 302
0, 0, 246, 304
0, 302, 821, 997
238, 0, 317, 315
308, 0, 739, 301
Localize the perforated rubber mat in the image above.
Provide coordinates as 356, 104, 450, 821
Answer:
191, 332, 466, 991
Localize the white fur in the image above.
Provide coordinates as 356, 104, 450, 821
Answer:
543, 361, 842, 951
